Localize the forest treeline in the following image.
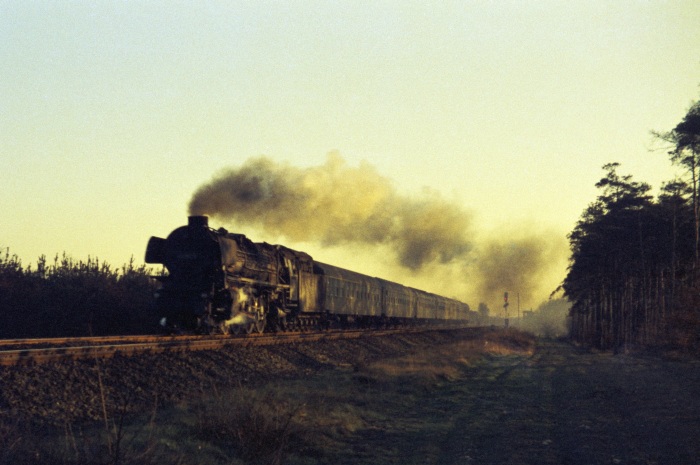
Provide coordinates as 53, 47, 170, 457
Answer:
562, 97, 700, 352
0, 250, 159, 337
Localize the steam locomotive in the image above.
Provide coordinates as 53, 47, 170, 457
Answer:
145, 216, 477, 334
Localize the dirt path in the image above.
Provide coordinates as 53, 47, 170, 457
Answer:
339, 340, 700, 465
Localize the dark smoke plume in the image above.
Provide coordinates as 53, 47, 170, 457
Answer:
189, 153, 567, 305
189, 153, 473, 270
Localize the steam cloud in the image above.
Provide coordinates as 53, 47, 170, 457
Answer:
189, 153, 566, 306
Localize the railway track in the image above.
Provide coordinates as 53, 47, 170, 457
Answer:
0, 327, 442, 366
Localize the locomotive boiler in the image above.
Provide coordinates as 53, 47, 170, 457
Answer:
145, 216, 476, 334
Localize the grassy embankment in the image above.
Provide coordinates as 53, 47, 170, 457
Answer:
1, 329, 534, 465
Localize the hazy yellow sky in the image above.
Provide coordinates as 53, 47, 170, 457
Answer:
2, 1, 699, 309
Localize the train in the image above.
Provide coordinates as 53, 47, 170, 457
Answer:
145, 216, 479, 334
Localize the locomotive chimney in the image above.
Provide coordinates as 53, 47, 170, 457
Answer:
188, 215, 209, 228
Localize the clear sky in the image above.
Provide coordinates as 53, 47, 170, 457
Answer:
2, 1, 699, 311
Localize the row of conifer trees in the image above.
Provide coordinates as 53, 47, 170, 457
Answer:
562, 98, 700, 351
0, 250, 159, 338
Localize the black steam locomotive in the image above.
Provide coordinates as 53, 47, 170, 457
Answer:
145, 216, 477, 334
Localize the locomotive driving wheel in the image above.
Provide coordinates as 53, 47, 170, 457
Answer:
276, 314, 287, 332
255, 319, 266, 333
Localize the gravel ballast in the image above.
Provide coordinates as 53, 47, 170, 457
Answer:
0, 329, 480, 426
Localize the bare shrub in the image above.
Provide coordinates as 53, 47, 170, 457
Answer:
0, 416, 27, 465
46, 359, 165, 465
193, 387, 305, 465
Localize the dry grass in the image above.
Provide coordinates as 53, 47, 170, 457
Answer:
360, 328, 536, 383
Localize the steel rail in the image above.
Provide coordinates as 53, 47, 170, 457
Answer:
0, 334, 202, 348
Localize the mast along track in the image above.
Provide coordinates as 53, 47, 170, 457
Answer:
0, 327, 464, 366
